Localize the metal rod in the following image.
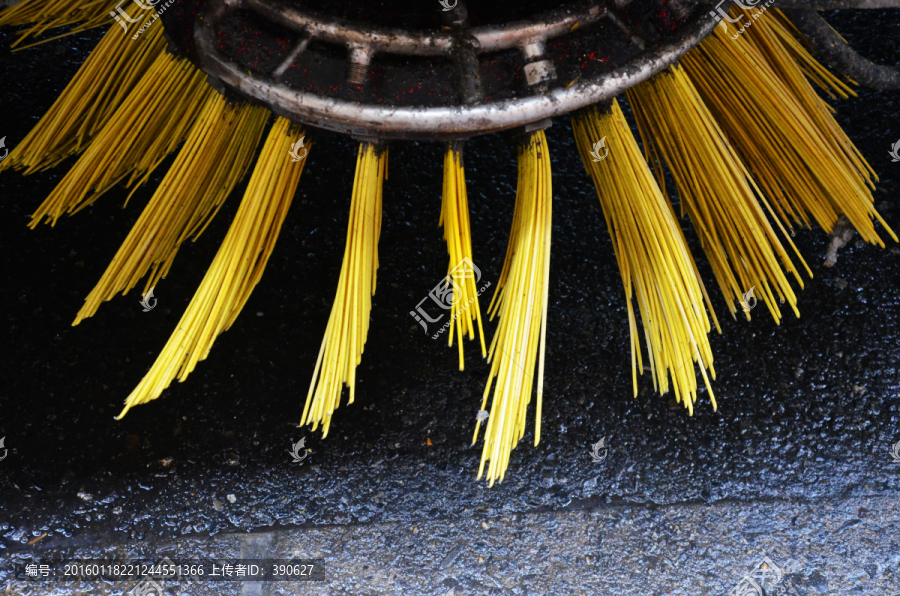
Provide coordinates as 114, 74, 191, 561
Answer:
605, 10, 647, 50
272, 37, 310, 80
781, 9, 900, 90
451, 33, 483, 104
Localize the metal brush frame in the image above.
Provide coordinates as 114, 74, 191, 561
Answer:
193, 0, 900, 140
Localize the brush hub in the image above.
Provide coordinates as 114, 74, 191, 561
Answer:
160, 0, 720, 140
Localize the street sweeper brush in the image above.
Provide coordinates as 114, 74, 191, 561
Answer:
1, 0, 898, 484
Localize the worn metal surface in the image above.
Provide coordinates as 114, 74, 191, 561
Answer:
0, 7, 899, 596
194, 1, 719, 140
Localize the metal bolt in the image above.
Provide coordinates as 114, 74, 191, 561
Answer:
520, 40, 557, 87
347, 45, 373, 86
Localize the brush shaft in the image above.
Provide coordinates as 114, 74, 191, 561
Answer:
781, 9, 900, 90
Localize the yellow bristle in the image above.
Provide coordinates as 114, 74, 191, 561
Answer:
0, 0, 71, 26
73, 96, 270, 325
681, 9, 896, 246
768, 9, 857, 99
301, 143, 387, 438
116, 117, 308, 419
627, 65, 810, 324
739, 6, 871, 184
473, 130, 552, 487
439, 143, 487, 371
0, 0, 115, 47
0, 5, 165, 174
28, 51, 212, 228
572, 100, 717, 415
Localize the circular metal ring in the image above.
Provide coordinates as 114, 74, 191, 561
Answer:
195, 1, 722, 140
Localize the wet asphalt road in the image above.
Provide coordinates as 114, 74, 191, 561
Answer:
1, 7, 899, 596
